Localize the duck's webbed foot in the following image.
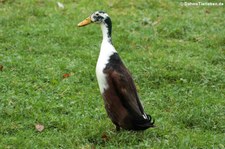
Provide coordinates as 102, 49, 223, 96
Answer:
116, 125, 120, 131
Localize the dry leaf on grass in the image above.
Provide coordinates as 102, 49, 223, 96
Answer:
63, 73, 70, 78
35, 124, 44, 132
101, 133, 109, 142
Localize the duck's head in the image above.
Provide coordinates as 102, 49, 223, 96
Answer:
78, 11, 110, 27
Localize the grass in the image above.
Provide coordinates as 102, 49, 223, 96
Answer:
0, 0, 224, 148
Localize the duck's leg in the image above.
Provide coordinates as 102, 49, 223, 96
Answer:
116, 125, 120, 131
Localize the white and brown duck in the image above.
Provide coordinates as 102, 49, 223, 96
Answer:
78, 11, 154, 131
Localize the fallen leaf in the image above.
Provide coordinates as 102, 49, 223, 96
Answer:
101, 133, 109, 142
0, 65, 3, 71
63, 73, 70, 78
35, 124, 44, 132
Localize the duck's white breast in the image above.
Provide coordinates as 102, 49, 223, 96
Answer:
96, 40, 116, 94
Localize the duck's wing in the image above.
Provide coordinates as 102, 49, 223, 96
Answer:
104, 54, 145, 117
112, 69, 145, 116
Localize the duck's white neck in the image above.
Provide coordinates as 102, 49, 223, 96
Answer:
100, 22, 112, 43
97, 23, 115, 94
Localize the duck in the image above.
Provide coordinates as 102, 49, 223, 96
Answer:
78, 11, 154, 131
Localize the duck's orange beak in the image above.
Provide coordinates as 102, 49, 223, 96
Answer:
77, 17, 92, 27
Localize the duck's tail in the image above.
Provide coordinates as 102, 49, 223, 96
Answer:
132, 114, 155, 131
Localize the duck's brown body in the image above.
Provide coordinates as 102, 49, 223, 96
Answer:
102, 53, 154, 130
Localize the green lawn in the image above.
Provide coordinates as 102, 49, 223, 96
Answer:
0, 0, 224, 148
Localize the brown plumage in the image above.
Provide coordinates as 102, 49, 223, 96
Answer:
103, 53, 154, 130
